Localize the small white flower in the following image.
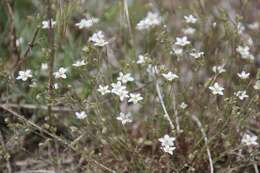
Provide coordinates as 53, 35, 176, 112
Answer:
54, 83, 59, 89
236, 45, 254, 60
128, 93, 143, 104
212, 65, 226, 74
53, 67, 68, 79
42, 19, 56, 29
179, 102, 188, 109
136, 12, 162, 30
72, 60, 87, 67
253, 80, 260, 90
159, 134, 176, 147
248, 22, 259, 30
171, 45, 183, 56
16, 69, 32, 81
116, 112, 132, 125
184, 15, 197, 24
111, 82, 129, 101
89, 31, 108, 47
182, 27, 196, 35
162, 72, 179, 81
16, 37, 24, 47
209, 82, 224, 96
237, 71, 250, 79
237, 22, 245, 35
234, 90, 248, 100
159, 134, 176, 155
75, 111, 87, 119
97, 85, 110, 95
75, 17, 99, 29
117, 72, 134, 84
241, 133, 258, 146
175, 36, 191, 47
137, 54, 149, 64
190, 49, 204, 59
161, 145, 176, 155
41, 63, 48, 70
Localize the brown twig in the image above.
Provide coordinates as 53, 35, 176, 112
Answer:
17, 27, 41, 68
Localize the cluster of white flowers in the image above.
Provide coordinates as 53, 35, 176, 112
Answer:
159, 134, 176, 155
136, 54, 150, 64
97, 72, 143, 104
236, 45, 254, 60
75, 17, 99, 29
184, 15, 198, 24
190, 49, 204, 59
136, 12, 162, 30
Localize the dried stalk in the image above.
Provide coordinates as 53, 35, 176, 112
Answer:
191, 115, 214, 173
0, 130, 13, 173
155, 80, 175, 130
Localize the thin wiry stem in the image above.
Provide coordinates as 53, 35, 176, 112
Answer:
191, 115, 214, 173
155, 80, 175, 130
46, 0, 55, 119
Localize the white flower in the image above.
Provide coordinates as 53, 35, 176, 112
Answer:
234, 90, 248, 100
111, 82, 129, 101
128, 93, 143, 104
212, 65, 226, 74
182, 27, 196, 35
253, 80, 260, 90
42, 19, 56, 29
241, 133, 258, 146
161, 145, 176, 155
16, 69, 32, 81
75, 17, 99, 29
190, 49, 204, 59
72, 60, 87, 67
89, 31, 108, 47
209, 82, 224, 96
162, 72, 179, 81
237, 22, 245, 35
137, 54, 149, 64
146, 65, 159, 75
54, 83, 59, 89
184, 15, 197, 24
171, 45, 183, 56
159, 134, 176, 147
75, 111, 87, 119
117, 72, 134, 84
97, 85, 110, 95
53, 67, 68, 79
41, 63, 48, 70
236, 45, 254, 60
159, 134, 176, 155
175, 36, 190, 47
16, 37, 24, 47
237, 71, 250, 79
180, 102, 188, 109
248, 22, 259, 30
136, 12, 162, 30
116, 112, 132, 125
